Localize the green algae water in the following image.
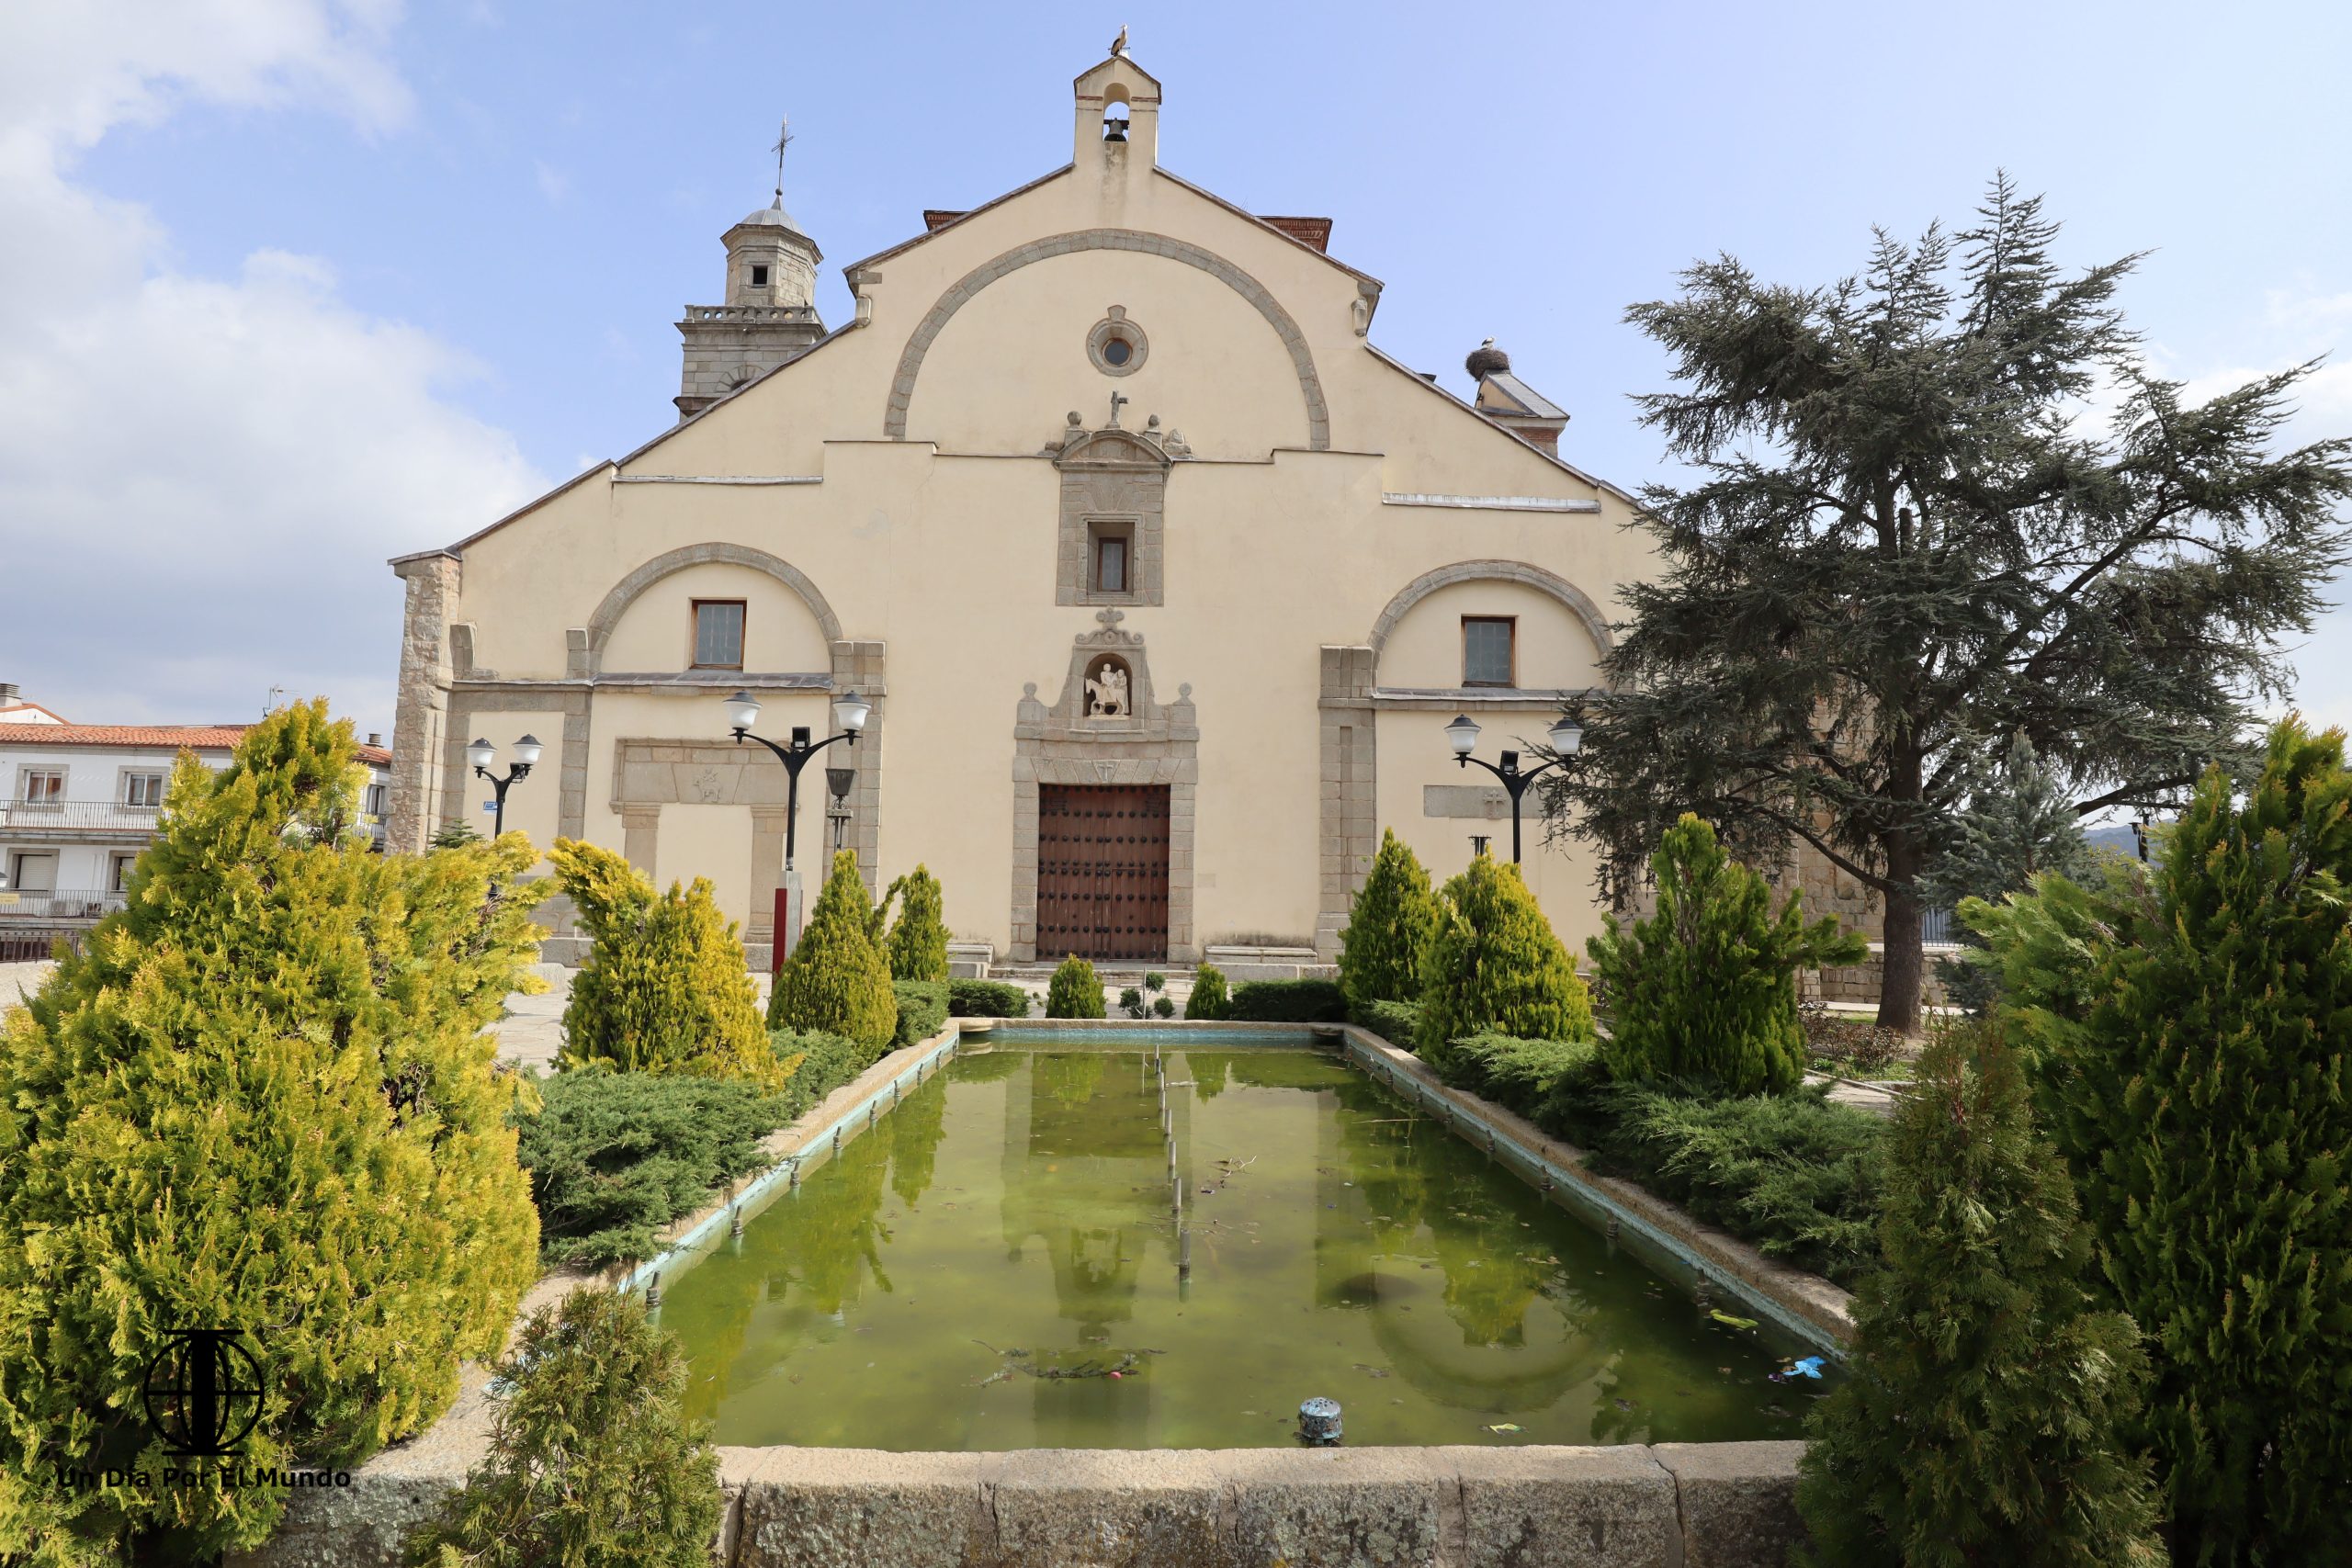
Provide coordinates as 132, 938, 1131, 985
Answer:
659, 1041, 1834, 1449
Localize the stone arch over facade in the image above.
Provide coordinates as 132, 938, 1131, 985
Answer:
1365, 559, 1613, 671
582, 542, 844, 671
884, 229, 1331, 451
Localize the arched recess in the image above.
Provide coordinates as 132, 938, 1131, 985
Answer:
584, 542, 843, 670
885, 229, 1330, 450
1366, 559, 1612, 673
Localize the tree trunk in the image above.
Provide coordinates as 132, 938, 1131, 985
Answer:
1877, 873, 1924, 1036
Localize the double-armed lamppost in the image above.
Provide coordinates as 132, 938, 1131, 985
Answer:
466, 734, 542, 835
724, 689, 871, 968
723, 686, 870, 866
1442, 713, 1583, 864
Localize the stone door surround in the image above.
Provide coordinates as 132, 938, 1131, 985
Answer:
1012, 609, 1197, 961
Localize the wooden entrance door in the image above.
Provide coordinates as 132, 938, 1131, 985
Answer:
1035, 784, 1170, 961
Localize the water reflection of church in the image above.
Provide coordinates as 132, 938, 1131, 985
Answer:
996, 1051, 1170, 1438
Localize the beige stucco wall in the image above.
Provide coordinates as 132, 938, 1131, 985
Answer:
392, 52, 1661, 964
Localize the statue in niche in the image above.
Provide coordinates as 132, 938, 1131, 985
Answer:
1085, 659, 1131, 718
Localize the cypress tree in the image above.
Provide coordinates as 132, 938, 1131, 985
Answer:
1797, 1023, 2165, 1568
1975, 718, 2352, 1565
1339, 829, 1441, 1012
1185, 964, 1229, 1020
1919, 732, 2098, 1013
879, 864, 952, 982
1587, 814, 1864, 1095
767, 850, 897, 1055
1416, 853, 1591, 1062
404, 1288, 719, 1567
1045, 955, 1106, 1019
548, 839, 776, 1087
0, 702, 542, 1561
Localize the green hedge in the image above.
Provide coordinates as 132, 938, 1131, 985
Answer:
1225, 978, 1349, 1022
769, 1027, 874, 1117
1426, 1032, 1885, 1287
947, 978, 1032, 1018
517, 1072, 795, 1270
1442, 1031, 1600, 1110
1355, 998, 1422, 1048
891, 979, 949, 1047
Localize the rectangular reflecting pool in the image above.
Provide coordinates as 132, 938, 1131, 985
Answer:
658, 1038, 1833, 1450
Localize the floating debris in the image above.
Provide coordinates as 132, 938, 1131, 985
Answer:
1482, 1423, 1523, 1435
1708, 1310, 1760, 1331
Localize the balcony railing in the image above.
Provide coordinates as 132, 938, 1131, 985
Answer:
0, 799, 164, 833
0, 888, 127, 920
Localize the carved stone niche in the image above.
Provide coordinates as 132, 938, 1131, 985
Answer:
1051, 418, 1170, 607
1011, 607, 1200, 961
1021, 610, 1186, 738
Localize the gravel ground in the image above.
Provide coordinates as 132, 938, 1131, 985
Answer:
0, 961, 54, 1009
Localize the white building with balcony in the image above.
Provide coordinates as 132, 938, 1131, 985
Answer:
0, 688, 391, 957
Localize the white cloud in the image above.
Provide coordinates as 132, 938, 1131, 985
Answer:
533, 158, 569, 204
0, 2, 544, 737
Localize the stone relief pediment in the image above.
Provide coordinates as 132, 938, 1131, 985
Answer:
1050, 423, 1172, 469
1018, 608, 1195, 742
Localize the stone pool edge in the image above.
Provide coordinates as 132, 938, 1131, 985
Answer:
229, 1020, 1845, 1567
236, 1438, 1809, 1568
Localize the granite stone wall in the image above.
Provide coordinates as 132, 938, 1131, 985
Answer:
232, 1440, 1810, 1568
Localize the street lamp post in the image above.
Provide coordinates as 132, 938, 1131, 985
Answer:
724, 689, 871, 961
466, 734, 543, 836
1443, 713, 1583, 864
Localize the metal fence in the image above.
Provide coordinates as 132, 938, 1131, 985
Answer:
1920, 906, 1958, 947
0, 926, 86, 963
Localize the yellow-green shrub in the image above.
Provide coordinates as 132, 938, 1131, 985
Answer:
0, 703, 543, 1561
548, 839, 775, 1086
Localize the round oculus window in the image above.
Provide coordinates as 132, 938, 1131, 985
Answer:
1087, 310, 1148, 377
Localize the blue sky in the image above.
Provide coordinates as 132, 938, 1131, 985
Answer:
4, 0, 2348, 747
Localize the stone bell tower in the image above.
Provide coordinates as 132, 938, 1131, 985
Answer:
675, 177, 826, 419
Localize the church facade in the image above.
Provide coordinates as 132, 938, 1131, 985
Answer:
385, 51, 1660, 969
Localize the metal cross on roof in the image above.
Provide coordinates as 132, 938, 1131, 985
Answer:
771, 116, 794, 203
